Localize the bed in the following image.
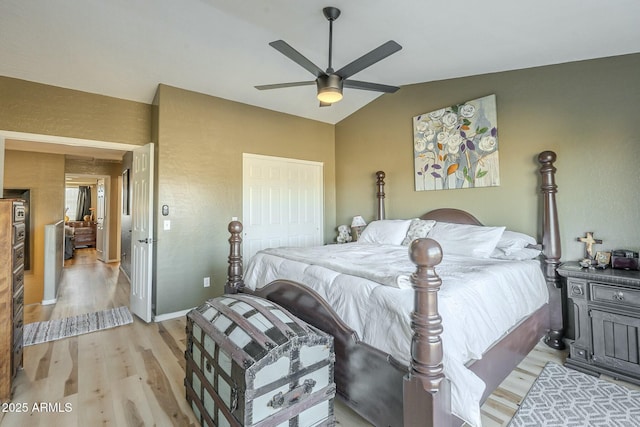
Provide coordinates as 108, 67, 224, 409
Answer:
223, 151, 564, 426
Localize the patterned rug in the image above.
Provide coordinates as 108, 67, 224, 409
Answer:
23, 306, 133, 346
509, 362, 640, 426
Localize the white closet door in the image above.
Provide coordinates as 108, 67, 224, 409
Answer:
243, 154, 323, 262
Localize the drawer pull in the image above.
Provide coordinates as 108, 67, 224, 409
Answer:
571, 285, 584, 296
613, 291, 625, 301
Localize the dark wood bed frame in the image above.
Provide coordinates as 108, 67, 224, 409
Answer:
224, 151, 564, 426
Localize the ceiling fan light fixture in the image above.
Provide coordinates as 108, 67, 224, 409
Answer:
316, 74, 343, 103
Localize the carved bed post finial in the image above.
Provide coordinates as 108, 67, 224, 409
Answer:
408, 238, 445, 391
538, 151, 565, 349
376, 171, 386, 220
225, 220, 244, 294
403, 238, 451, 426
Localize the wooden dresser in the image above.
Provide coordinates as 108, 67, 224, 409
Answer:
560, 261, 640, 384
0, 199, 25, 400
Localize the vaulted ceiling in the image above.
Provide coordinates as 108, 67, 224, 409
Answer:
2, 0, 639, 126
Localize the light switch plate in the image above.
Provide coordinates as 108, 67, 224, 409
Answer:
163, 220, 171, 230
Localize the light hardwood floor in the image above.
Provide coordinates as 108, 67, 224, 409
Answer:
0, 249, 620, 426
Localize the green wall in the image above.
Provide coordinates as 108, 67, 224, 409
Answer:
335, 53, 640, 261
153, 84, 335, 315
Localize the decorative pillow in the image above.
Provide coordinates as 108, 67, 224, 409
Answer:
401, 219, 436, 245
358, 219, 412, 245
491, 247, 542, 260
426, 222, 506, 258
495, 230, 537, 255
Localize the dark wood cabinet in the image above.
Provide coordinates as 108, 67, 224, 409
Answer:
1, 199, 25, 400
559, 262, 640, 384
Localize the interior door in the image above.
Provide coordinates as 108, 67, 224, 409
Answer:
95, 178, 106, 261
130, 143, 154, 322
242, 154, 323, 262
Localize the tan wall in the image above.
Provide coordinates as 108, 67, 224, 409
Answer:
0, 76, 151, 145
4, 151, 65, 304
153, 84, 336, 315
65, 159, 123, 261
335, 53, 640, 261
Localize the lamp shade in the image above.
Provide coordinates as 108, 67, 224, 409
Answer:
351, 215, 367, 228
317, 88, 343, 104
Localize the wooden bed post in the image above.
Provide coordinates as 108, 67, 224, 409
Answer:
376, 171, 386, 220
538, 151, 565, 350
403, 238, 452, 427
224, 220, 244, 294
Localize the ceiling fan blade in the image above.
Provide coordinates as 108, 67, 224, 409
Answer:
255, 81, 315, 90
335, 40, 402, 79
344, 80, 400, 93
269, 40, 327, 78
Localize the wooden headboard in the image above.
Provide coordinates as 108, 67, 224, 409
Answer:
420, 208, 482, 225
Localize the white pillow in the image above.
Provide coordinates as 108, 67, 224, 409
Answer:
358, 219, 412, 245
426, 222, 506, 258
401, 219, 436, 245
491, 247, 542, 260
496, 230, 537, 255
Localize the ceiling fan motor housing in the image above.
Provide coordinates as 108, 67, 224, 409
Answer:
316, 74, 343, 103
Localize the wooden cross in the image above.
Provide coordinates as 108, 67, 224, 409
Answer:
576, 232, 602, 259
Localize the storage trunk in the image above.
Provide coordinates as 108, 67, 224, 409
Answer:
185, 294, 336, 427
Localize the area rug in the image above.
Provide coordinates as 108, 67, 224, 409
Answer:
509, 362, 640, 426
23, 306, 133, 346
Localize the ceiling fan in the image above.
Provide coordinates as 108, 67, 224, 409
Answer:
255, 6, 402, 106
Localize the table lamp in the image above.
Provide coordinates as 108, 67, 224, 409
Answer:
351, 215, 367, 241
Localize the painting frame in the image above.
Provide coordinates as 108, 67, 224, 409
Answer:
595, 251, 611, 267
413, 94, 500, 191
122, 169, 130, 215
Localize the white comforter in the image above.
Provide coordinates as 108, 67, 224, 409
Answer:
243, 243, 548, 426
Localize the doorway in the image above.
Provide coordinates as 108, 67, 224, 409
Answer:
1, 130, 140, 310
64, 174, 111, 263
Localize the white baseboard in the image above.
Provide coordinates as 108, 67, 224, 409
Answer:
41, 298, 57, 306
153, 307, 194, 322
119, 265, 131, 283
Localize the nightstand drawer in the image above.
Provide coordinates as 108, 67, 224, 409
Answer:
568, 278, 587, 300
591, 283, 640, 308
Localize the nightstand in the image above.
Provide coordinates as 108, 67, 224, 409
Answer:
559, 262, 640, 384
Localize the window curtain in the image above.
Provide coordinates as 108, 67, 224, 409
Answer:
76, 186, 92, 221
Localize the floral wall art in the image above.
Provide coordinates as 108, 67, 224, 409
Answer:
413, 94, 499, 191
